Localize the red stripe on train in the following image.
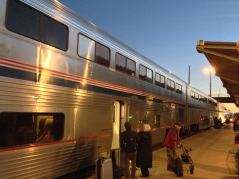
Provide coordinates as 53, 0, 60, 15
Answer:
0, 57, 181, 104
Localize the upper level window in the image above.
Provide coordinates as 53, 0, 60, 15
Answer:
95, 42, 110, 67
191, 91, 195, 98
202, 97, 207, 103
116, 53, 126, 71
167, 78, 175, 90
195, 93, 199, 100
78, 34, 95, 60
6, 0, 68, 51
175, 83, 182, 94
78, 34, 110, 67
155, 73, 165, 88
126, 58, 136, 76
170, 80, 175, 89
115, 53, 136, 76
0, 112, 64, 148
139, 65, 153, 83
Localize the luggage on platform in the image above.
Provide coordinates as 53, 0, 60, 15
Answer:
96, 158, 113, 179
173, 157, 183, 177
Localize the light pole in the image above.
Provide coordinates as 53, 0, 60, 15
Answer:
203, 67, 215, 97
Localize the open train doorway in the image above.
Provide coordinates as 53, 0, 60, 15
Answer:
111, 101, 126, 169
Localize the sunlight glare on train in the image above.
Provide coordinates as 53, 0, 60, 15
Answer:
82, 42, 94, 85
73, 107, 78, 137
36, 46, 41, 82
39, 48, 52, 84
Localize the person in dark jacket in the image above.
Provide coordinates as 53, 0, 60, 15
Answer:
233, 113, 239, 144
136, 123, 152, 178
164, 122, 181, 171
120, 122, 137, 179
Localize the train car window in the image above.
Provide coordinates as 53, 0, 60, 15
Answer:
6, 0, 40, 41
176, 83, 182, 94
161, 75, 165, 84
139, 65, 147, 80
146, 68, 153, 81
78, 34, 110, 67
116, 53, 126, 72
115, 53, 136, 76
170, 80, 175, 89
154, 114, 160, 128
78, 34, 95, 60
139, 65, 153, 83
41, 15, 68, 51
155, 73, 160, 85
126, 58, 136, 76
167, 78, 174, 90
155, 73, 165, 88
190, 91, 194, 98
167, 79, 170, 87
6, 0, 68, 51
195, 93, 199, 100
0, 113, 64, 148
95, 42, 110, 67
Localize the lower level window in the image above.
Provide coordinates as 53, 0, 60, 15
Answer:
0, 112, 64, 148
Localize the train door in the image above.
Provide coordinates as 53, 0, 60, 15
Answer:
111, 101, 120, 150
111, 101, 125, 167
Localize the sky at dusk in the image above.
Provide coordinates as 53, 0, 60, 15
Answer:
60, 0, 239, 97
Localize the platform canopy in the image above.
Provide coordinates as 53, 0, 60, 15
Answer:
197, 40, 239, 107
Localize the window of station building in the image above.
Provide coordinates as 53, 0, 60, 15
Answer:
115, 53, 136, 76
139, 64, 153, 83
155, 73, 165, 88
176, 83, 182, 94
6, 0, 68, 51
78, 34, 110, 67
0, 112, 64, 148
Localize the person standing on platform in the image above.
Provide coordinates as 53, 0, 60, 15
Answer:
136, 123, 152, 178
120, 122, 137, 179
233, 113, 239, 144
164, 122, 182, 171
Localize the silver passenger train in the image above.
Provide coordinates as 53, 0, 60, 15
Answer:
0, 0, 218, 178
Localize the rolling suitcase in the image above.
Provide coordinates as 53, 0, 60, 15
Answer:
173, 157, 183, 177
96, 158, 113, 179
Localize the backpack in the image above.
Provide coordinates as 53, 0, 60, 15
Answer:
123, 132, 137, 153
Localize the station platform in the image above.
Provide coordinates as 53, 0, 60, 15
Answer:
85, 124, 238, 179
72, 124, 238, 179
134, 124, 238, 179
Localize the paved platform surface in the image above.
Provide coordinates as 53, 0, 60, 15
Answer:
83, 125, 238, 179
135, 124, 238, 179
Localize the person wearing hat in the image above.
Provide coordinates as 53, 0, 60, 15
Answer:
164, 122, 182, 171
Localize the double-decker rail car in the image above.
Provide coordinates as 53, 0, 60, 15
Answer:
0, 0, 218, 178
